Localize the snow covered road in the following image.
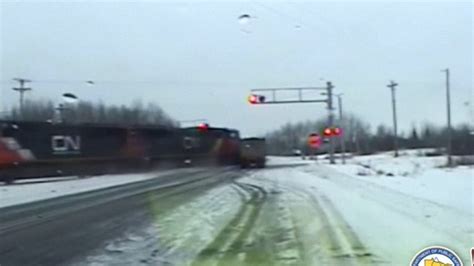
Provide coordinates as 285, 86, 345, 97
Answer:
79, 154, 473, 266
0, 153, 471, 265
0, 167, 241, 265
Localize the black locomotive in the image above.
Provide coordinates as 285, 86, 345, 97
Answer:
0, 121, 241, 183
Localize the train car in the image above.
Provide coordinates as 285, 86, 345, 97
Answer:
179, 126, 241, 166
0, 121, 179, 183
0, 120, 242, 183
240, 137, 266, 168
132, 126, 185, 164
219, 129, 241, 165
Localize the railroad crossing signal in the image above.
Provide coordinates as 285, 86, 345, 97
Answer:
308, 133, 321, 149
248, 94, 266, 104
323, 127, 342, 137
247, 82, 338, 164
323, 128, 332, 137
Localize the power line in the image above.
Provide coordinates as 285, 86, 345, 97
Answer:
0, 79, 254, 87
248, 1, 341, 39
246, 1, 374, 57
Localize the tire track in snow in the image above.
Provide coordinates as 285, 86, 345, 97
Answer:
290, 189, 375, 265
79, 180, 242, 266
254, 173, 378, 266
264, 191, 305, 265
192, 181, 268, 266
238, 175, 305, 265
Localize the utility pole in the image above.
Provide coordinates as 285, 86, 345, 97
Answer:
326, 82, 336, 164
12, 78, 32, 117
336, 94, 346, 164
442, 68, 453, 167
387, 80, 399, 157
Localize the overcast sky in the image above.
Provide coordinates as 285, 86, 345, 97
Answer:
1, 0, 472, 136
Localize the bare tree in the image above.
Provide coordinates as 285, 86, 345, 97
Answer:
5, 99, 177, 127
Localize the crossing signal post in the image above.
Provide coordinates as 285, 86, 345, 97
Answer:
326, 82, 336, 164
248, 82, 338, 164
308, 133, 321, 160
335, 93, 346, 164
322, 127, 341, 137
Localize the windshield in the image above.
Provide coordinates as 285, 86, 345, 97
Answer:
0, 1, 472, 266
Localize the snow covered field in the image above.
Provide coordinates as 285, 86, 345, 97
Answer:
78, 152, 473, 265
299, 153, 473, 265
324, 151, 473, 214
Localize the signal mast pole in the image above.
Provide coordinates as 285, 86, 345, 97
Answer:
326, 82, 335, 164
336, 94, 346, 164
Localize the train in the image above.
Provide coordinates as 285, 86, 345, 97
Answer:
0, 120, 241, 184
239, 137, 266, 168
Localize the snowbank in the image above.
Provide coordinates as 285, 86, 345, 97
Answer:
0, 169, 201, 208
266, 156, 316, 166
324, 152, 473, 214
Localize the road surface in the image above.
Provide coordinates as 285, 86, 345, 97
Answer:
0, 158, 472, 265
0, 167, 239, 265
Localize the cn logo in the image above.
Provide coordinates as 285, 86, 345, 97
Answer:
51, 135, 81, 155
183, 136, 200, 150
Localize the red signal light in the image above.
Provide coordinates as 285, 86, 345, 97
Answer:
323, 128, 332, 137
248, 94, 265, 104
197, 123, 209, 132
308, 133, 321, 148
333, 127, 342, 136
248, 94, 258, 104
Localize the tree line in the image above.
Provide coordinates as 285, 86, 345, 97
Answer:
265, 113, 473, 156
2, 99, 178, 127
